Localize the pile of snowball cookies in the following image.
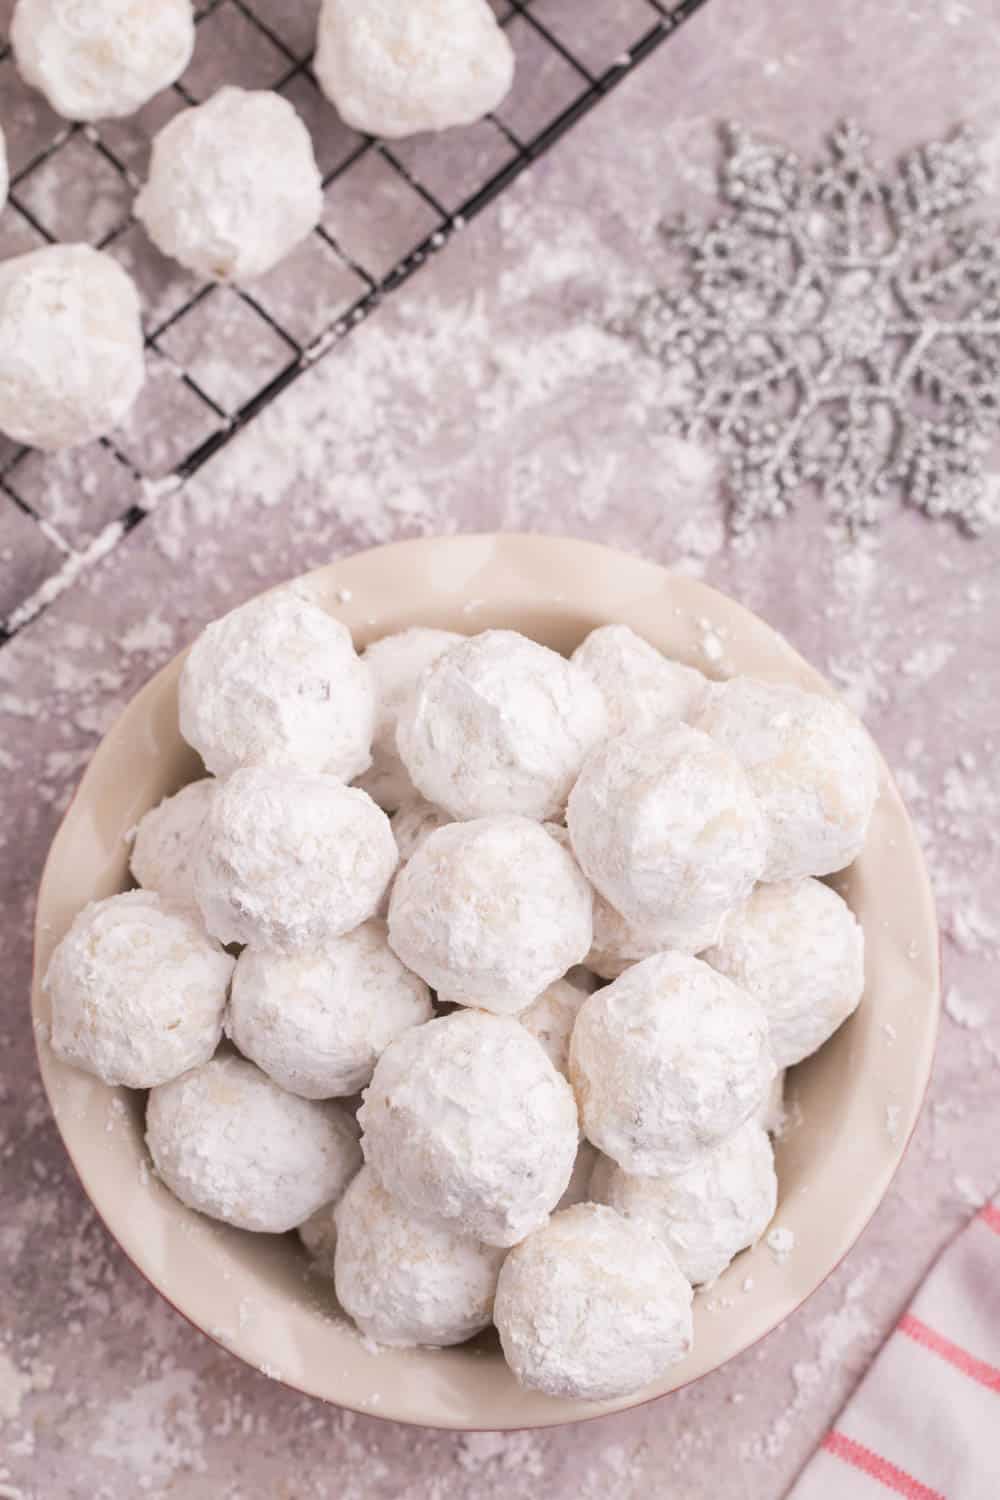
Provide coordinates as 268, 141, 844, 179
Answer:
0, 0, 516, 451
44, 590, 876, 1402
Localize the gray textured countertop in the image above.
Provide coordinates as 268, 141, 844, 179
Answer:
3, 2, 1000, 1496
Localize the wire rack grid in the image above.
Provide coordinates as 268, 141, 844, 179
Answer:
0, 0, 708, 643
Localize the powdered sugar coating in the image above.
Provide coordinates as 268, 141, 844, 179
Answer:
11, 0, 194, 121
535, 823, 653, 986
604, 1120, 778, 1285
705, 878, 865, 1068
179, 591, 374, 781
755, 1068, 787, 1134
357, 629, 463, 811
297, 1115, 363, 1271
540, 826, 639, 983
315, 0, 514, 140
397, 630, 608, 822
695, 677, 879, 881
587, 893, 674, 980
519, 974, 592, 1079
558, 818, 710, 981
358, 1010, 578, 1247
227, 920, 432, 1098
146, 1053, 360, 1233
129, 779, 215, 912
387, 817, 593, 1013
333, 1167, 504, 1348
494, 1204, 693, 1400
567, 725, 768, 949
572, 624, 710, 737
44, 890, 232, 1089
195, 767, 397, 952
0, 244, 143, 450
136, 87, 322, 282
390, 797, 450, 864
377, 796, 449, 919
570, 951, 775, 1176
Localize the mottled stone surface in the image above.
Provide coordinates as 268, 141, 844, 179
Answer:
3, 2, 1000, 1497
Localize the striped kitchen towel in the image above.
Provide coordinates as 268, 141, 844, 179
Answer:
786, 1199, 1000, 1500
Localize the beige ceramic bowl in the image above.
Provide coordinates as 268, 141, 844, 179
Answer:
32, 534, 938, 1429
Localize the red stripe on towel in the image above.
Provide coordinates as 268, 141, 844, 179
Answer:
899, 1313, 1000, 1394
979, 1204, 1000, 1237
822, 1431, 946, 1499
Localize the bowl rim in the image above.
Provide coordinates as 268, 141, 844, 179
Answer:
31, 531, 940, 1429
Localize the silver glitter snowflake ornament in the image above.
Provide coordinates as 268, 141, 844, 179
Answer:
620, 121, 1000, 532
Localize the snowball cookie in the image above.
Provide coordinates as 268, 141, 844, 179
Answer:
357, 628, 464, 811
538, 829, 645, 984
604, 1120, 777, 1286
146, 1053, 360, 1233
390, 796, 450, 864
494, 1204, 693, 1401
315, 0, 514, 140
227, 920, 433, 1098
587, 892, 671, 981
195, 767, 397, 952
358, 1010, 578, 1247
568, 725, 767, 952
333, 1167, 504, 1348
44, 890, 232, 1089
135, 87, 323, 282
387, 817, 592, 1013
0, 244, 143, 451
572, 625, 710, 738
397, 630, 607, 823
0, 126, 7, 214
378, 800, 449, 920
570, 951, 775, 1176
11, 0, 194, 121
705, 878, 865, 1068
695, 677, 879, 881
179, 591, 374, 781
755, 1069, 786, 1134
519, 974, 592, 1080
297, 1115, 363, 1272
129, 779, 215, 911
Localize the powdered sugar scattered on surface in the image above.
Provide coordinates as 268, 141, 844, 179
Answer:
3, 5, 1000, 1497
92, 1368, 207, 1487
944, 986, 986, 1029
741, 1262, 882, 1462
0, 1351, 52, 1423
952, 1174, 985, 1207
766, 1227, 796, 1265
901, 642, 957, 680
458, 1431, 546, 1475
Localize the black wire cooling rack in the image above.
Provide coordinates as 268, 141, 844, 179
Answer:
0, 0, 708, 642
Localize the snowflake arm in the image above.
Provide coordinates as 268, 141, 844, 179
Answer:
617, 121, 999, 533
